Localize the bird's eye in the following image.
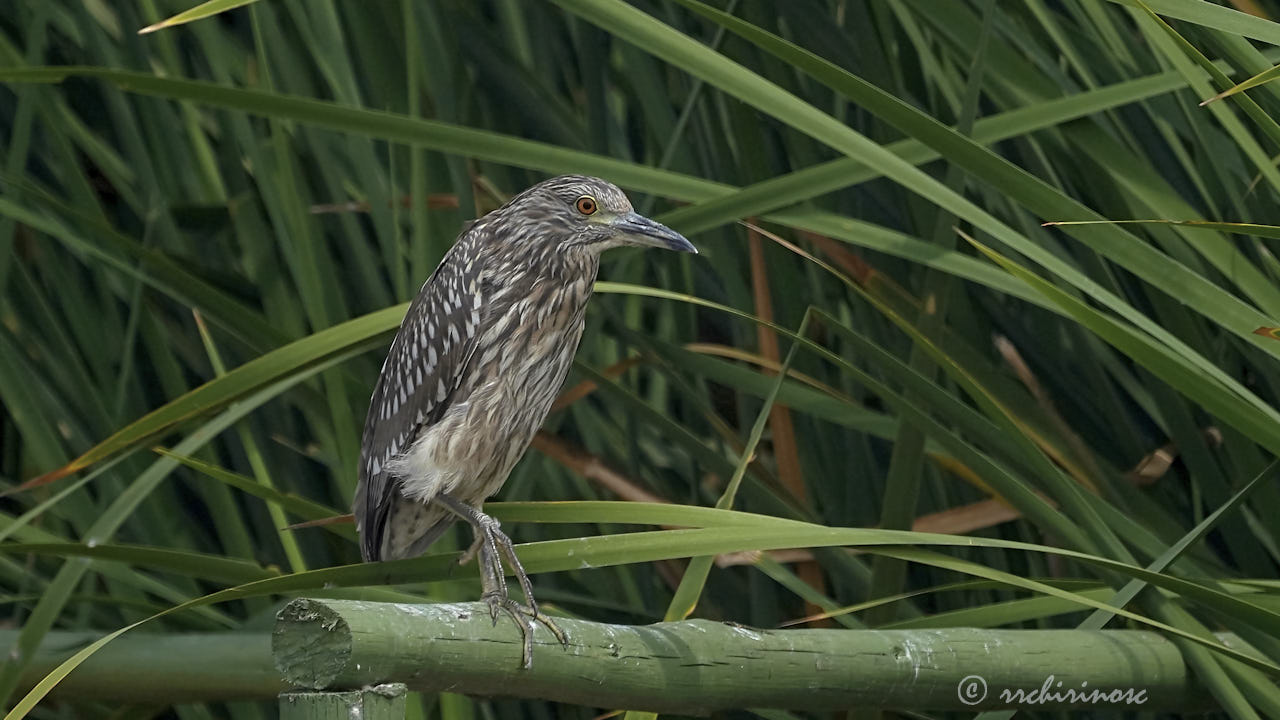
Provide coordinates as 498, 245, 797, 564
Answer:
575, 195, 598, 215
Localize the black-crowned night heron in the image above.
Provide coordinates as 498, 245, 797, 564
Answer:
355, 175, 696, 667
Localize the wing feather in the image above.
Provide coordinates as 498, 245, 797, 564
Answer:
354, 234, 483, 561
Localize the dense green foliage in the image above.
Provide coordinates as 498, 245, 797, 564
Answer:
3, 0, 1280, 717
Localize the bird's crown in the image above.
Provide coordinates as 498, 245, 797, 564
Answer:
502, 175, 632, 218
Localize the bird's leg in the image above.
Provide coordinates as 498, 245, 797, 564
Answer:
445, 499, 514, 623
435, 492, 568, 667
456, 515, 508, 604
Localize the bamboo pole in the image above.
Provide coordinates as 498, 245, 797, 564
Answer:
2, 629, 284, 702
273, 598, 1217, 713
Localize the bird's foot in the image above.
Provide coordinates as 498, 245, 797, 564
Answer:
481, 590, 536, 668
479, 592, 569, 669
482, 590, 564, 669
474, 516, 570, 667
436, 493, 569, 667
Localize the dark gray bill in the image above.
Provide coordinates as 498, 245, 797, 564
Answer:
611, 212, 698, 253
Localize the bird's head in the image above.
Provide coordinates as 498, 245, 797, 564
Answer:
496, 175, 697, 256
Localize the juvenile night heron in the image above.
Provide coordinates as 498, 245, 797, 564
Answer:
355, 175, 695, 667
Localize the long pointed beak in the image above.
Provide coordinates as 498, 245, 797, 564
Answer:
610, 212, 698, 253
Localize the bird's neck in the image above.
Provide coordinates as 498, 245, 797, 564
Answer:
475, 244, 599, 323
554, 246, 601, 285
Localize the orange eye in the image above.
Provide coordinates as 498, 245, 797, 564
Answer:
575, 196, 598, 215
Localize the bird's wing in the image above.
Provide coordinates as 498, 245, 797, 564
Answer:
355, 237, 483, 561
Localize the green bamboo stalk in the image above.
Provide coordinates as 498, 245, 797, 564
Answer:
2, 629, 283, 702
273, 598, 1217, 713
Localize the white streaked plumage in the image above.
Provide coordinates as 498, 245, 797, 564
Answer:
354, 175, 694, 564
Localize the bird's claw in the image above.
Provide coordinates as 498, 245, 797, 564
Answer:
542, 612, 570, 649
483, 592, 503, 625
482, 591, 541, 668
481, 591, 567, 668
436, 494, 569, 667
